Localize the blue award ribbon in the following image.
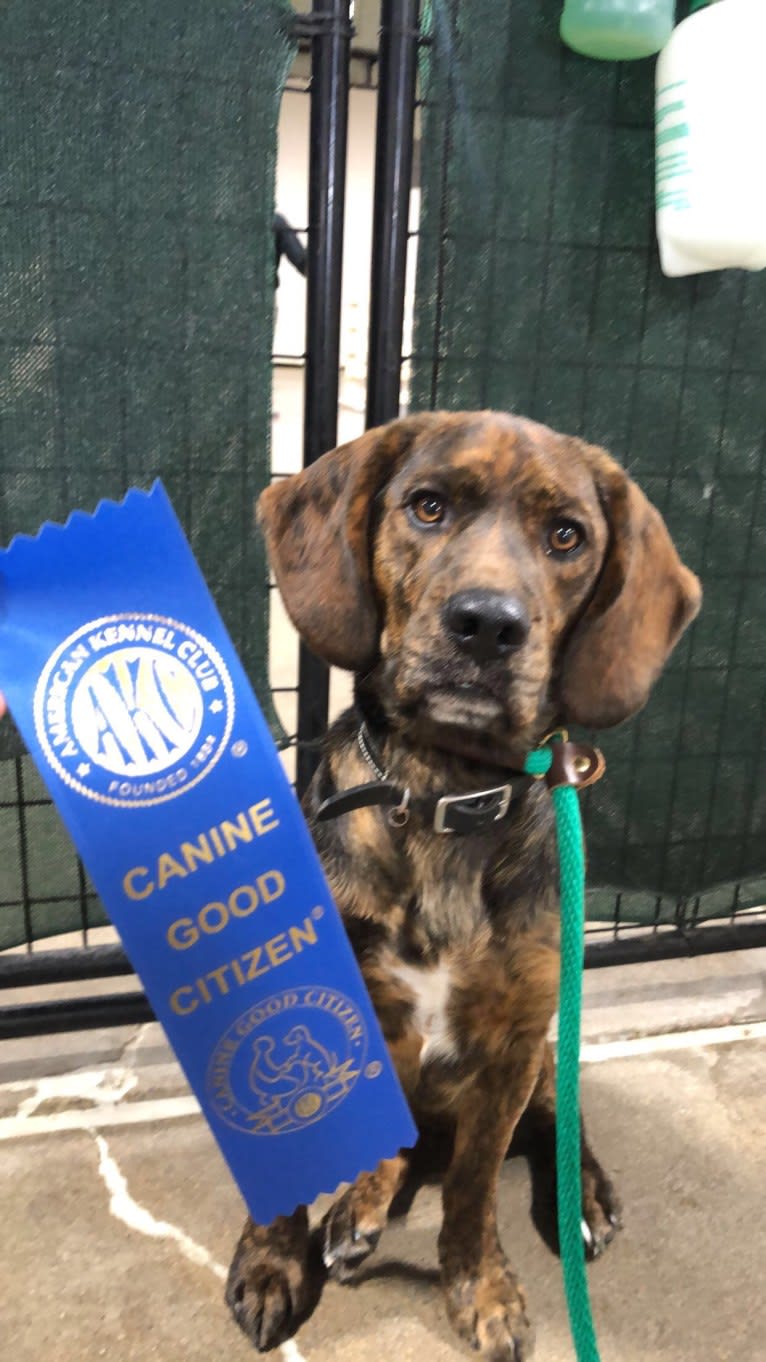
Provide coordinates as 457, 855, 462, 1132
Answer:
0, 484, 417, 1224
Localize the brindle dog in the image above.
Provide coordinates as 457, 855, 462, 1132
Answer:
226, 412, 701, 1360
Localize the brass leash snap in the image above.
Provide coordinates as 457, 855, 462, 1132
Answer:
546, 740, 606, 791
528, 729, 570, 780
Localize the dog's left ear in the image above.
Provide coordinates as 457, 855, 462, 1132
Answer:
258, 414, 439, 670
560, 446, 702, 729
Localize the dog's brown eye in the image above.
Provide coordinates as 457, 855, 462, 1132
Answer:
547, 519, 585, 555
410, 491, 447, 526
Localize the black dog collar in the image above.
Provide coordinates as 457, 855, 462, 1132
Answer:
315, 723, 534, 835
315, 775, 533, 834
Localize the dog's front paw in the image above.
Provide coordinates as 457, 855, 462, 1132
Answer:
443, 1258, 534, 1361
526, 1136, 622, 1263
321, 1190, 382, 1282
580, 1153, 622, 1261
226, 1212, 318, 1352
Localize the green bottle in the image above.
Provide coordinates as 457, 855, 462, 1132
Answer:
560, 0, 676, 60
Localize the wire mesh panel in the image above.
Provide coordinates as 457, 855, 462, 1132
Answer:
0, 0, 296, 950
412, 0, 766, 925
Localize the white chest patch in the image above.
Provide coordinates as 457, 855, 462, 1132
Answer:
393, 960, 456, 1063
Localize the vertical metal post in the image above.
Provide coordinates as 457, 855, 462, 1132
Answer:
296, 0, 353, 795
365, 0, 421, 427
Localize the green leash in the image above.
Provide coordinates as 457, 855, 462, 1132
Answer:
524, 741, 601, 1362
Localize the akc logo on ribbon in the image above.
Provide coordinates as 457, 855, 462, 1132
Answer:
207, 986, 376, 1136
33, 612, 234, 808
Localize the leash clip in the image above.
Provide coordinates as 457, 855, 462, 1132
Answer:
546, 741, 605, 791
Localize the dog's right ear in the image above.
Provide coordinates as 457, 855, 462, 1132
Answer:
258, 415, 439, 670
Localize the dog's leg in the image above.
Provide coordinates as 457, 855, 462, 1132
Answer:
439, 1054, 543, 1361
320, 1024, 425, 1280
226, 1207, 322, 1351
515, 1041, 621, 1260
321, 1152, 411, 1281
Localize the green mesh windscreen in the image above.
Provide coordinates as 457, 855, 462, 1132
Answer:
0, 1, 295, 949
413, 0, 766, 922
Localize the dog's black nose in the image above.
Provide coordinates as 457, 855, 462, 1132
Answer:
443, 590, 530, 662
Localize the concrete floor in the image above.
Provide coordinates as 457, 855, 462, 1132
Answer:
3, 955, 766, 1362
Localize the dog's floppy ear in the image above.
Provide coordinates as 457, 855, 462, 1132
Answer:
560, 446, 701, 729
258, 415, 439, 670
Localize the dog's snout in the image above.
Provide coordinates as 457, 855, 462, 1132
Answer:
443, 589, 530, 662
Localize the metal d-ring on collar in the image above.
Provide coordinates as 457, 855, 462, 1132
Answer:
358, 724, 412, 827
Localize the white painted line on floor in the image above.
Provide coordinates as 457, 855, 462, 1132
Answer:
3, 1063, 310, 1357
580, 1019, 766, 1063
94, 1132, 227, 1278
93, 1132, 309, 1362
16, 1066, 138, 1118
3, 1019, 765, 1146
0, 1093, 201, 1141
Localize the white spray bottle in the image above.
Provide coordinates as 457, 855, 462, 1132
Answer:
655, 0, 766, 276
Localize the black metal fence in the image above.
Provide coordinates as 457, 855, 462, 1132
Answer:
2, 0, 764, 1041
0, 0, 364, 1039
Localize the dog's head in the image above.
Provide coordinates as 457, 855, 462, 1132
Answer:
259, 412, 701, 750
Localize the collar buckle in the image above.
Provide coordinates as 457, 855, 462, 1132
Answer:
433, 783, 513, 835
